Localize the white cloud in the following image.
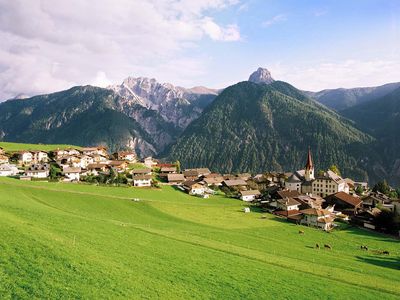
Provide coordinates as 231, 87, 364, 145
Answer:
271, 59, 400, 91
0, 0, 241, 100
262, 14, 287, 27
202, 17, 241, 41
91, 71, 112, 88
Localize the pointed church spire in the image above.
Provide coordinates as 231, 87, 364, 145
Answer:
304, 147, 315, 181
305, 147, 313, 170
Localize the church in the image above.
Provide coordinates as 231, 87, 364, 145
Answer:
285, 149, 349, 197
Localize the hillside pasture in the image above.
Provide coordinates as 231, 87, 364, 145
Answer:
0, 141, 81, 153
0, 177, 399, 299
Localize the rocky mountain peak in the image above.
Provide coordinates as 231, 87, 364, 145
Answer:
248, 67, 274, 84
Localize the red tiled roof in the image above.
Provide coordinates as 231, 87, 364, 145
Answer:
329, 192, 362, 207
277, 190, 301, 199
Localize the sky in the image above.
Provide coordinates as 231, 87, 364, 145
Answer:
0, 0, 399, 100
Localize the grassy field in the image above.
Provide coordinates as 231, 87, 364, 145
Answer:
0, 141, 81, 152
0, 177, 399, 299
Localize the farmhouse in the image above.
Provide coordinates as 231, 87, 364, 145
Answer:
239, 190, 261, 201
160, 167, 177, 174
91, 154, 108, 163
31, 151, 48, 163
276, 197, 301, 211
54, 148, 80, 159
203, 175, 224, 186
131, 169, 152, 176
294, 194, 325, 209
274, 190, 302, 199
222, 179, 247, 189
63, 167, 81, 181
300, 208, 334, 231
82, 146, 108, 157
324, 191, 362, 215
167, 173, 185, 184
17, 151, 33, 165
107, 161, 128, 172
0, 164, 19, 176
362, 192, 391, 209
25, 164, 50, 178
132, 175, 152, 187
112, 151, 137, 162
247, 174, 270, 192
182, 180, 205, 195
183, 168, 211, 179
86, 163, 109, 176
0, 154, 9, 164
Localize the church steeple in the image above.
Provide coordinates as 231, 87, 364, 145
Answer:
304, 147, 315, 181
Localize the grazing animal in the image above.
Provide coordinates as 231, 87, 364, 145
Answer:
383, 250, 390, 255
298, 230, 304, 234
324, 244, 332, 250
361, 245, 368, 251
315, 243, 320, 249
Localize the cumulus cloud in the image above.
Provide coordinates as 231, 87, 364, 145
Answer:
202, 17, 241, 41
0, 0, 241, 100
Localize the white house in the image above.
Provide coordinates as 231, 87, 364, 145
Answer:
18, 151, 33, 165
25, 164, 50, 178
0, 164, 19, 176
276, 197, 301, 211
31, 151, 48, 163
113, 151, 137, 162
63, 167, 81, 181
239, 190, 261, 202
182, 181, 205, 195
82, 146, 108, 157
300, 208, 334, 231
133, 175, 152, 187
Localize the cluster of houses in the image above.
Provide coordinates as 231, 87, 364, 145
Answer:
0, 145, 399, 232
0, 146, 160, 187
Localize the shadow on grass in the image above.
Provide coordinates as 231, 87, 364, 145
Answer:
339, 225, 400, 243
356, 255, 400, 270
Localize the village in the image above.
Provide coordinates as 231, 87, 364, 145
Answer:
0, 145, 399, 235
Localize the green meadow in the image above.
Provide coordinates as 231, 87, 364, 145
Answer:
0, 177, 399, 299
0, 142, 81, 152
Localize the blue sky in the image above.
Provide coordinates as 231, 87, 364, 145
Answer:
195, 0, 400, 89
0, 0, 399, 100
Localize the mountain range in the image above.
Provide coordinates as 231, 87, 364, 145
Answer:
0, 68, 399, 185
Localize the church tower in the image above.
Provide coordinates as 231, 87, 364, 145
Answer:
304, 147, 315, 181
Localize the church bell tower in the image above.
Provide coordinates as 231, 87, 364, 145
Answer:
304, 147, 315, 181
